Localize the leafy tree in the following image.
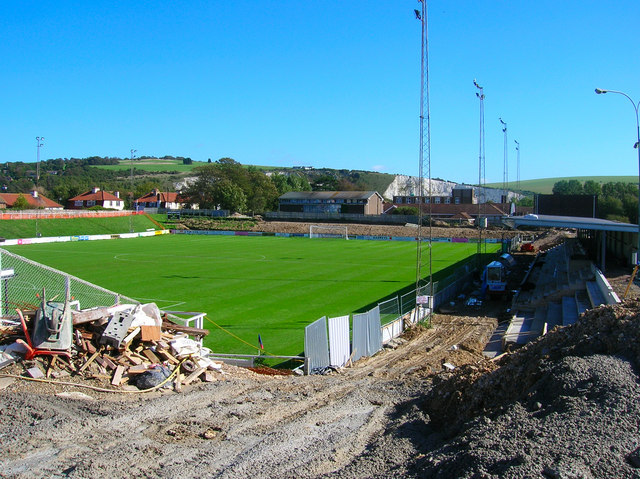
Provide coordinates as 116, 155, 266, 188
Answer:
7, 178, 34, 193
246, 168, 278, 214
598, 196, 626, 221
182, 157, 193, 165
12, 194, 30, 210
583, 180, 602, 196
552, 179, 583, 195
392, 206, 419, 215
516, 196, 534, 207
311, 174, 338, 191
622, 194, 638, 224
215, 179, 246, 213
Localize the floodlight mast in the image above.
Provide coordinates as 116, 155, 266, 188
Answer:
130, 149, 137, 233
499, 118, 508, 198
414, 0, 432, 311
514, 140, 520, 190
595, 87, 640, 264
474, 79, 486, 259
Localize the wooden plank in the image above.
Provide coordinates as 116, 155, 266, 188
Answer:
72, 307, 112, 325
122, 327, 141, 349
46, 356, 58, 378
141, 325, 162, 341
79, 351, 101, 372
142, 349, 161, 364
27, 366, 44, 379
162, 319, 209, 337
183, 366, 207, 385
174, 372, 183, 392
111, 365, 125, 386
127, 364, 148, 375
102, 356, 117, 370
124, 351, 143, 365
157, 349, 179, 364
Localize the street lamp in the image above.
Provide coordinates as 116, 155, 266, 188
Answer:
595, 88, 640, 264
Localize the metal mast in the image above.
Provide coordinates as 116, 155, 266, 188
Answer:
514, 140, 520, 190
129, 148, 136, 233
415, 0, 432, 303
474, 80, 485, 258
499, 118, 508, 199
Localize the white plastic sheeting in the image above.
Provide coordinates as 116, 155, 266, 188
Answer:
328, 315, 350, 367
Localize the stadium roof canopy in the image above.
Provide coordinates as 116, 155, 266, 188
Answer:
504, 214, 638, 233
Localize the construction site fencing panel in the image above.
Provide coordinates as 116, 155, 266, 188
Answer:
367, 306, 383, 354
328, 315, 350, 367
351, 312, 369, 362
0, 248, 139, 318
304, 316, 330, 374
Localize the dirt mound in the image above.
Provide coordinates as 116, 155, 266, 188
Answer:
417, 299, 640, 478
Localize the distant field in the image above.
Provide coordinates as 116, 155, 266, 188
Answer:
486, 176, 637, 194
0, 215, 161, 239
94, 158, 206, 173
4, 235, 499, 357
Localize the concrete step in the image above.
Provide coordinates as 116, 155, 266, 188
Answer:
503, 313, 535, 348
575, 290, 590, 316
530, 306, 547, 336
562, 295, 578, 326
586, 280, 606, 308
546, 301, 562, 330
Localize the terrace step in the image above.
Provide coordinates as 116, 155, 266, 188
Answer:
562, 296, 578, 326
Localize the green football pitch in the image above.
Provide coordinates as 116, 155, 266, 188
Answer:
3, 235, 498, 356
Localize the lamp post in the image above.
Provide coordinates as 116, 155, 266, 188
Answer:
595, 88, 640, 264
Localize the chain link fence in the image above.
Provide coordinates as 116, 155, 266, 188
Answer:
0, 248, 139, 317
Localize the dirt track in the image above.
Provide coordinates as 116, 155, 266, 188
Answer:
0, 313, 498, 478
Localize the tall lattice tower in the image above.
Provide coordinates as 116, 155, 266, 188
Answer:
415, 0, 432, 304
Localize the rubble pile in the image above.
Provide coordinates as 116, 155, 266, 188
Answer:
0, 301, 223, 392
425, 299, 640, 429
414, 299, 640, 478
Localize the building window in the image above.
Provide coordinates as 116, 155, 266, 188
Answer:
445, 198, 451, 204
435, 197, 441, 204
455, 197, 460, 204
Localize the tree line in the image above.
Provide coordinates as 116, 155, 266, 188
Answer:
1, 156, 313, 214
552, 180, 638, 223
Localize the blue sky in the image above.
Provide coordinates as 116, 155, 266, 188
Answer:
1, 1, 639, 185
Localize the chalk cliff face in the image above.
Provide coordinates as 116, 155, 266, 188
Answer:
382, 175, 521, 203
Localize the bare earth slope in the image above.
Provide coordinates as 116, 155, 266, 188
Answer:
0, 314, 497, 479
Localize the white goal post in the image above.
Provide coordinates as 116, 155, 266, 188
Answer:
309, 225, 349, 240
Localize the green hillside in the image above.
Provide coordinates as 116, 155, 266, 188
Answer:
486, 176, 637, 194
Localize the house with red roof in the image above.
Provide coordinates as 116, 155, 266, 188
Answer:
135, 189, 193, 209
68, 187, 124, 210
0, 191, 63, 210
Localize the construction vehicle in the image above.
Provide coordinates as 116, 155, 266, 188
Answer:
481, 254, 515, 299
